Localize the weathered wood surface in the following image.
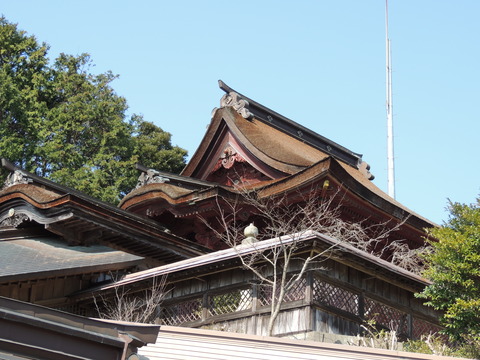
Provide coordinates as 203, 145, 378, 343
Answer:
158, 260, 440, 339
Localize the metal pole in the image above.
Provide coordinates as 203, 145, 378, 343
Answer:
386, 0, 395, 198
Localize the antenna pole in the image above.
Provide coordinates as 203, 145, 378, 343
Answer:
386, 0, 395, 198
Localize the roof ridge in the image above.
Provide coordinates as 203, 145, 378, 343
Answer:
217, 80, 363, 169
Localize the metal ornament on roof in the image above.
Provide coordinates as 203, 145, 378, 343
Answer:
220, 91, 254, 120
3, 170, 33, 188
136, 169, 170, 189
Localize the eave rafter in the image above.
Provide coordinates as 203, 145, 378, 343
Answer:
0, 160, 212, 262
0, 194, 210, 261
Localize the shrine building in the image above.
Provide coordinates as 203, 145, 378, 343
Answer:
0, 81, 439, 345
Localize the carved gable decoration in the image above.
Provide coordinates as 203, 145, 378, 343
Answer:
0, 211, 30, 229
211, 146, 246, 172
3, 170, 33, 188
207, 147, 270, 187
358, 161, 375, 181
136, 169, 170, 189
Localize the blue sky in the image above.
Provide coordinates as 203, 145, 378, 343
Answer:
2, 1, 479, 224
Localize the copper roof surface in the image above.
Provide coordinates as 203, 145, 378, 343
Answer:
0, 235, 143, 282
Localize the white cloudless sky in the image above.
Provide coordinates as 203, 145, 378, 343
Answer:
2, 0, 479, 224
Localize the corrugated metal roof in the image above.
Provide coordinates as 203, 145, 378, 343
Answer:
139, 326, 463, 360
0, 236, 143, 282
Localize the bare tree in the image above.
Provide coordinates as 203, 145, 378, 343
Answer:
202, 187, 424, 336
94, 276, 168, 324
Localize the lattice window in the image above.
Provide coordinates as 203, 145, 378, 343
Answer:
412, 317, 442, 340
209, 289, 252, 316
161, 298, 202, 325
258, 277, 306, 306
313, 278, 359, 315
364, 298, 407, 334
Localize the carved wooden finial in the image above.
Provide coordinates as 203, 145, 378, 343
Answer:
358, 161, 375, 181
220, 91, 254, 120
3, 170, 33, 188
136, 169, 170, 189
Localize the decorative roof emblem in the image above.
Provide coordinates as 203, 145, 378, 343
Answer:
136, 169, 170, 189
3, 170, 33, 188
358, 161, 375, 181
211, 146, 246, 173
0, 209, 30, 228
220, 91, 254, 120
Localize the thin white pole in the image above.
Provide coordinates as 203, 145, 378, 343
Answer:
386, 0, 395, 198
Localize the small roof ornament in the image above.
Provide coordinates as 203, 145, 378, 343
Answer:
136, 169, 170, 189
242, 223, 258, 245
220, 91, 254, 120
3, 170, 33, 188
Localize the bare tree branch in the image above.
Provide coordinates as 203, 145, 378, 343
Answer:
94, 275, 168, 324
200, 185, 425, 335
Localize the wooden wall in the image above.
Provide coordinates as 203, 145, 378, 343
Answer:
157, 256, 441, 340
0, 272, 108, 316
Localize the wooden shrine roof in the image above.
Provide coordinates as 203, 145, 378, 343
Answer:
183, 80, 365, 178
122, 81, 435, 236
0, 296, 159, 360
0, 159, 211, 263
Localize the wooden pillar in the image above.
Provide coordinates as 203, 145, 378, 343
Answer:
305, 271, 313, 303
358, 292, 365, 319
407, 313, 413, 338
252, 283, 258, 313
305, 272, 313, 331
202, 292, 209, 321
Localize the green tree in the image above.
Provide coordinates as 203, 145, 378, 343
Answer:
0, 17, 187, 203
418, 197, 480, 345
132, 117, 187, 174
0, 16, 49, 171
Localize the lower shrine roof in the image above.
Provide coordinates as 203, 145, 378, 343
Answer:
0, 233, 143, 283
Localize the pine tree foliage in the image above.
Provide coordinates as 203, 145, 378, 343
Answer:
0, 17, 187, 203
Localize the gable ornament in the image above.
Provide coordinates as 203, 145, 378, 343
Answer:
0, 209, 30, 228
220, 91, 254, 120
212, 146, 246, 173
136, 169, 170, 189
358, 161, 375, 181
3, 170, 33, 188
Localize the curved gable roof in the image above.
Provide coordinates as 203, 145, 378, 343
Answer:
182, 81, 371, 182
